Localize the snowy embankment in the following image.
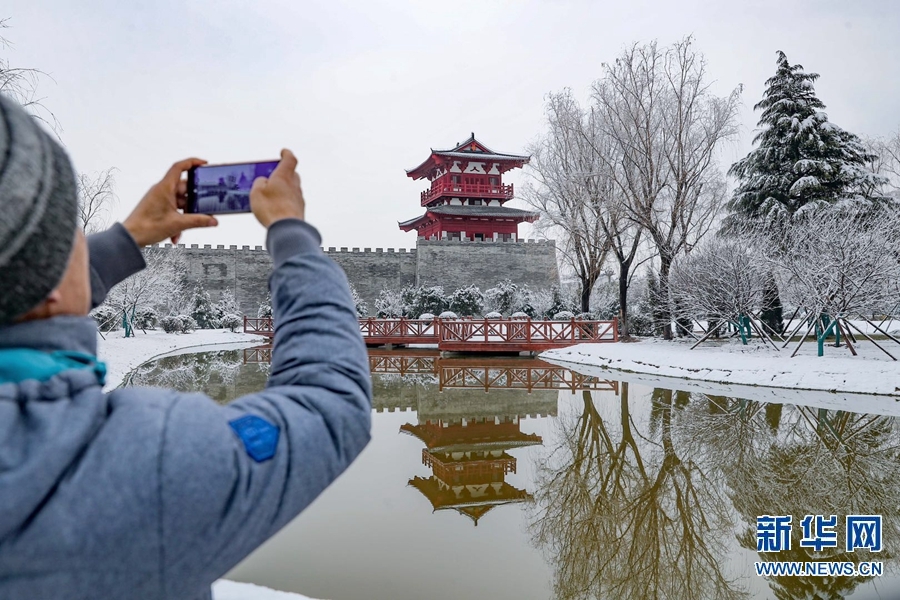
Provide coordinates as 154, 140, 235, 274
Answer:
543, 337, 900, 398
97, 328, 268, 390
97, 329, 317, 600
213, 581, 315, 600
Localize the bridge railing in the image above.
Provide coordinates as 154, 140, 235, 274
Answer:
439, 318, 617, 349
359, 318, 440, 342
244, 316, 274, 335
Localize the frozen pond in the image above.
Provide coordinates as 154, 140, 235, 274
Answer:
124, 347, 900, 600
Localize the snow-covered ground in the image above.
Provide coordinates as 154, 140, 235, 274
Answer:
213, 580, 315, 600
96, 328, 316, 600
97, 328, 268, 390
543, 337, 900, 398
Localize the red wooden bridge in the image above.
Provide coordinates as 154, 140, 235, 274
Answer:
244, 316, 618, 353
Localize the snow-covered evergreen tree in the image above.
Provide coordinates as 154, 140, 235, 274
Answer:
349, 283, 368, 317
189, 285, 219, 329
375, 289, 404, 318
483, 280, 519, 315
726, 51, 884, 228
448, 285, 483, 317
405, 286, 447, 317
257, 292, 272, 319
215, 291, 240, 320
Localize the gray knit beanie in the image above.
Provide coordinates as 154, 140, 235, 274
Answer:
0, 94, 78, 326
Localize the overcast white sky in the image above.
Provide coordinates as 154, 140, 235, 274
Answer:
4, 0, 899, 250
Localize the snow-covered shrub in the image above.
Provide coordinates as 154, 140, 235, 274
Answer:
375, 289, 404, 318
576, 312, 595, 320
511, 311, 530, 319
448, 285, 483, 317
220, 313, 243, 332
257, 292, 272, 319
418, 313, 435, 321
134, 307, 158, 330
161, 315, 196, 334
160, 315, 182, 334
483, 280, 519, 315
553, 310, 576, 320
484, 311, 503, 319
349, 283, 368, 317
438, 311, 458, 319
177, 315, 197, 333
190, 285, 219, 329
91, 305, 121, 332
405, 286, 447, 317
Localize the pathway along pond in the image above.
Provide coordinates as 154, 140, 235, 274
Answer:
125, 347, 900, 600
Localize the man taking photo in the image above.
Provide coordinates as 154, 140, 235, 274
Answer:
0, 94, 373, 599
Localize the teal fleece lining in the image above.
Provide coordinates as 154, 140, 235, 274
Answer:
0, 349, 106, 385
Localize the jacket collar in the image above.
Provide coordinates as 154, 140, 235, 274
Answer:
0, 316, 98, 356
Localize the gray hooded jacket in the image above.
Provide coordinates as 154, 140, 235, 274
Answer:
0, 219, 372, 599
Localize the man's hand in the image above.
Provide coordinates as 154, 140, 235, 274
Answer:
123, 158, 219, 247
250, 149, 305, 228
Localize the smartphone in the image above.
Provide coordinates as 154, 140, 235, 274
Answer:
186, 160, 279, 214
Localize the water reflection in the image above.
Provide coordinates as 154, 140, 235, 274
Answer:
531, 384, 900, 600
123, 346, 900, 599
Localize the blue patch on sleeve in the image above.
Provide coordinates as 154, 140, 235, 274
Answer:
228, 415, 280, 462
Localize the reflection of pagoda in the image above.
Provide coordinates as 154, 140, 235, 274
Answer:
402, 407, 545, 525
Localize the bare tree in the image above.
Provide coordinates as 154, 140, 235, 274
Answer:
591, 38, 741, 339
77, 168, 118, 234
864, 132, 900, 199
764, 204, 900, 358
669, 237, 773, 347
0, 18, 57, 128
523, 90, 611, 313
97, 247, 186, 336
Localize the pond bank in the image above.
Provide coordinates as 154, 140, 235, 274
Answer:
542, 337, 900, 397
97, 328, 267, 390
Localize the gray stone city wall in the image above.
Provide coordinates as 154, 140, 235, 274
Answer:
415, 238, 559, 293
152, 238, 558, 317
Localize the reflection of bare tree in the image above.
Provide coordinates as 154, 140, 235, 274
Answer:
684, 397, 900, 599
531, 386, 746, 600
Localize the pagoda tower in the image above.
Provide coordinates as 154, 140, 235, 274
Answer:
399, 134, 538, 242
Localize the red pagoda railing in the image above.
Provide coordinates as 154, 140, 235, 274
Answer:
423, 449, 517, 480
421, 182, 514, 206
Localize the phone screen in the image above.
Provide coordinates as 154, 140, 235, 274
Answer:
187, 160, 279, 214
